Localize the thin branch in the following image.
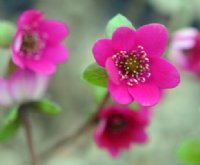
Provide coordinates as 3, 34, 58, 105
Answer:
19, 106, 37, 165
40, 92, 110, 160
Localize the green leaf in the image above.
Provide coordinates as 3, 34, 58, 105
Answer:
0, 119, 20, 142
177, 138, 200, 164
0, 21, 15, 48
4, 106, 18, 124
106, 14, 134, 38
83, 63, 108, 87
0, 107, 20, 142
31, 100, 61, 116
129, 102, 140, 110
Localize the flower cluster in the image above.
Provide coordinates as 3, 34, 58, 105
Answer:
91, 17, 180, 157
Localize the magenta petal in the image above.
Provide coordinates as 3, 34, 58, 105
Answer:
93, 39, 114, 67
105, 57, 120, 85
39, 20, 69, 45
132, 130, 148, 143
43, 45, 69, 64
108, 147, 120, 158
136, 23, 167, 57
150, 58, 180, 88
25, 60, 56, 75
11, 35, 25, 68
11, 50, 25, 68
112, 27, 136, 52
108, 81, 133, 104
128, 83, 160, 106
18, 9, 43, 29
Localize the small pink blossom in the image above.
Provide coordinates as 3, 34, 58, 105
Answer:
169, 28, 200, 77
94, 106, 150, 158
93, 24, 180, 106
0, 68, 49, 107
11, 9, 69, 74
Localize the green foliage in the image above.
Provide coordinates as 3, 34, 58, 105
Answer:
177, 138, 200, 164
93, 86, 107, 103
105, 14, 134, 38
0, 21, 15, 48
129, 102, 140, 110
83, 63, 108, 87
0, 107, 20, 142
32, 100, 61, 116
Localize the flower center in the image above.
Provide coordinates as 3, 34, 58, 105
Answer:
108, 114, 127, 132
21, 33, 38, 53
16, 32, 45, 60
112, 45, 151, 86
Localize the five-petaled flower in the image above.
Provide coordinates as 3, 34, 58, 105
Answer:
0, 68, 49, 108
94, 106, 150, 158
11, 9, 69, 75
169, 28, 200, 77
93, 24, 180, 106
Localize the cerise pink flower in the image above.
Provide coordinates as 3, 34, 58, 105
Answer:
169, 28, 200, 77
93, 24, 180, 106
0, 68, 49, 107
94, 106, 150, 158
11, 9, 69, 74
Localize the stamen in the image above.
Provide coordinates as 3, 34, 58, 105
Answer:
19, 32, 45, 60
112, 45, 151, 86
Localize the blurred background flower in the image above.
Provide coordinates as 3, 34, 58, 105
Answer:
94, 106, 150, 158
0, 68, 49, 108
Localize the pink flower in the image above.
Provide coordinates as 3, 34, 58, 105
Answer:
169, 28, 200, 77
11, 9, 69, 74
0, 68, 49, 107
94, 106, 150, 158
93, 24, 180, 106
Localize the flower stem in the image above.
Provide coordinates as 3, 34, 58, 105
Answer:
19, 106, 37, 165
41, 92, 110, 159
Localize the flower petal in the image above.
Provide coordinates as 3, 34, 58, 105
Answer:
136, 23, 167, 57
11, 50, 25, 68
93, 39, 114, 67
150, 58, 180, 88
18, 9, 44, 29
128, 83, 160, 106
8, 69, 36, 103
11, 33, 25, 68
108, 81, 133, 104
0, 79, 12, 107
108, 147, 120, 158
43, 45, 69, 64
105, 57, 120, 85
25, 59, 56, 75
132, 129, 148, 143
39, 20, 69, 45
112, 27, 136, 53
31, 73, 50, 100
